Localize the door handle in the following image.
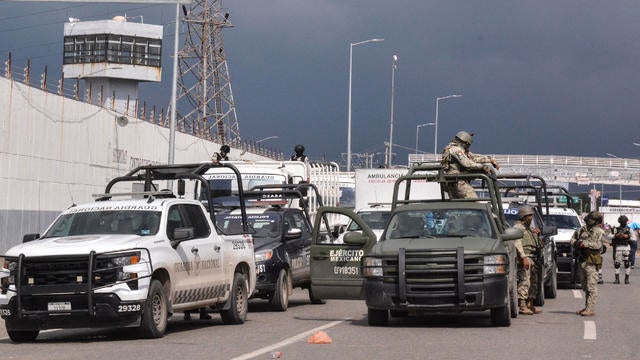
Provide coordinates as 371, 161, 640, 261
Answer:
214, 245, 221, 252
191, 247, 199, 255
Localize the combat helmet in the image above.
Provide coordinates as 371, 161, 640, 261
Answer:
618, 215, 629, 224
585, 211, 603, 227
220, 144, 230, 154
455, 131, 473, 145
518, 205, 534, 219
294, 144, 305, 156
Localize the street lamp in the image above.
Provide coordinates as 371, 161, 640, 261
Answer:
605, 153, 623, 202
347, 38, 384, 172
256, 136, 279, 143
388, 54, 398, 168
415, 123, 435, 154
434, 94, 463, 158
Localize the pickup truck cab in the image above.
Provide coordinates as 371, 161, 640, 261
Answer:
309, 165, 523, 326
0, 163, 256, 342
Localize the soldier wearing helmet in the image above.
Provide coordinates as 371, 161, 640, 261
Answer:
440, 131, 500, 199
570, 210, 606, 316
611, 215, 632, 284
214, 144, 230, 162
291, 144, 307, 162
513, 205, 544, 315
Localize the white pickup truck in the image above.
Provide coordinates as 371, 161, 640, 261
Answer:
0, 163, 256, 342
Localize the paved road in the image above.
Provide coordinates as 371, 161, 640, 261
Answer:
1, 259, 639, 360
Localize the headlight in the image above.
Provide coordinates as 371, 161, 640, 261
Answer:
99, 252, 141, 289
483, 255, 507, 275
1, 258, 18, 294
363, 257, 383, 278
255, 250, 273, 262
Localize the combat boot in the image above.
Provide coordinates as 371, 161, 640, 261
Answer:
625, 275, 630, 284
518, 299, 533, 315
614, 274, 620, 284
527, 299, 542, 314
580, 310, 595, 317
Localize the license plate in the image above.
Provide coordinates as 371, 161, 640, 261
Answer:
48, 302, 72, 312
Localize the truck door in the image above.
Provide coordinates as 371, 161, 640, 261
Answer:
284, 211, 313, 283
310, 207, 377, 300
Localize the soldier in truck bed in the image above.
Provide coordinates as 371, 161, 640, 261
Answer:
440, 131, 500, 199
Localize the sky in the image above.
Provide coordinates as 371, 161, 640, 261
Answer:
2, 1, 640, 168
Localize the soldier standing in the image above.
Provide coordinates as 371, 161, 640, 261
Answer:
612, 215, 632, 284
440, 131, 500, 199
514, 206, 544, 315
571, 211, 606, 317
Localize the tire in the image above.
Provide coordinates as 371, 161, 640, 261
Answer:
491, 290, 511, 327
308, 286, 326, 305
139, 279, 168, 339
544, 263, 558, 299
270, 269, 289, 311
221, 273, 248, 324
509, 262, 518, 319
7, 329, 39, 343
367, 308, 389, 326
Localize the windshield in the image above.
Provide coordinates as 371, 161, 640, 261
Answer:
339, 186, 355, 209
384, 208, 495, 240
42, 210, 161, 238
348, 210, 391, 231
215, 213, 281, 237
201, 174, 287, 204
547, 214, 581, 230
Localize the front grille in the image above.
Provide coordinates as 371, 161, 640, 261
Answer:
379, 248, 491, 307
20, 255, 117, 289
555, 242, 573, 257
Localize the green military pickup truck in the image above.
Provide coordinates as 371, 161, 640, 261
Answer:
309, 165, 523, 326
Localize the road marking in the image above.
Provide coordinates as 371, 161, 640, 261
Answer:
572, 290, 583, 299
230, 320, 345, 360
584, 320, 596, 340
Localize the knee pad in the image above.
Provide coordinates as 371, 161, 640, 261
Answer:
624, 260, 630, 268
614, 262, 621, 269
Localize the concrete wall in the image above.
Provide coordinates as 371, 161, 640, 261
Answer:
0, 76, 267, 252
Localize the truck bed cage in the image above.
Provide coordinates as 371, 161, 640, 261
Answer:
391, 164, 506, 228
101, 162, 248, 232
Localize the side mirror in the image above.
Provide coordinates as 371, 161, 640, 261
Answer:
541, 224, 557, 236
177, 179, 185, 197
23, 233, 40, 243
501, 227, 524, 241
285, 228, 302, 240
174, 227, 194, 241
343, 231, 367, 246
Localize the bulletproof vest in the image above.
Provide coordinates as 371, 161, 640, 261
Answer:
613, 226, 630, 246
291, 155, 306, 162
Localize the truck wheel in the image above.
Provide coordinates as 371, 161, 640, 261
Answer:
509, 267, 518, 319
7, 329, 39, 342
270, 269, 289, 311
308, 287, 326, 305
544, 264, 558, 299
367, 308, 389, 326
221, 273, 248, 324
139, 279, 168, 338
491, 291, 511, 327
534, 279, 545, 307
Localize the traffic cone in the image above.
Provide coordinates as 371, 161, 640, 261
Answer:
307, 330, 332, 344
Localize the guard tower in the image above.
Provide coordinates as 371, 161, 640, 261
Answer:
62, 16, 163, 113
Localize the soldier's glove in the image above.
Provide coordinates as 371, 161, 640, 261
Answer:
490, 158, 500, 170
482, 165, 494, 175
601, 245, 607, 254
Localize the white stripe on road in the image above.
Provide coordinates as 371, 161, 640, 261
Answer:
230, 320, 345, 360
584, 320, 596, 340
572, 290, 583, 299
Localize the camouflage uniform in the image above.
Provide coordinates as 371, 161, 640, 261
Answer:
612, 219, 632, 284
440, 138, 495, 199
515, 221, 543, 307
571, 219, 605, 315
